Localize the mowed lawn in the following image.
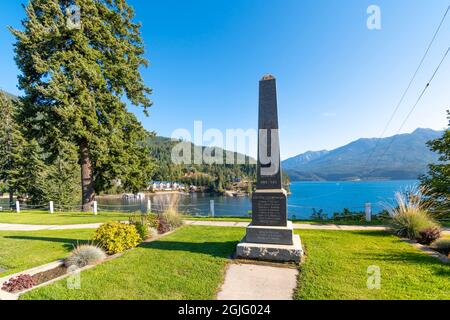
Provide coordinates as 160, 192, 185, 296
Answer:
0, 211, 132, 225
296, 230, 450, 300
18, 226, 449, 300
22, 226, 244, 300
0, 229, 94, 276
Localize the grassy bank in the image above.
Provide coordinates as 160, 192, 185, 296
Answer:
22, 226, 244, 300
0, 229, 94, 277
0, 211, 132, 225
296, 230, 450, 300
19, 226, 450, 300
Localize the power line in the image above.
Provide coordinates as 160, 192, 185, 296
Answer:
368, 45, 450, 176
363, 4, 450, 174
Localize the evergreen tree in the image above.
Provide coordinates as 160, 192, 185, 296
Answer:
421, 111, 450, 215
10, 0, 153, 211
40, 141, 81, 206
14, 139, 47, 204
0, 92, 27, 207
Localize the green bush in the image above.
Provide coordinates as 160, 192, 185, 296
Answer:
65, 244, 106, 268
129, 213, 159, 240
93, 222, 142, 254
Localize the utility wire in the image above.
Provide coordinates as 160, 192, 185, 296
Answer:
363, 4, 450, 174
368, 45, 450, 175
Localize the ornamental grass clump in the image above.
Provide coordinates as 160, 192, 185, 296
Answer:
158, 196, 183, 233
387, 187, 441, 241
129, 213, 159, 240
93, 222, 142, 254
65, 244, 107, 269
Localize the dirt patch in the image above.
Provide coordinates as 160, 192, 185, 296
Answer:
32, 265, 67, 286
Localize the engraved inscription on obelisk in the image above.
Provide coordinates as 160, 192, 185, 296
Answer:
251, 75, 288, 230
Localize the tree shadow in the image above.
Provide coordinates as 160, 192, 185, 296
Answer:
140, 240, 239, 259
5, 236, 88, 250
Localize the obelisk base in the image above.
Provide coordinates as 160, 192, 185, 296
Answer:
236, 234, 303, 263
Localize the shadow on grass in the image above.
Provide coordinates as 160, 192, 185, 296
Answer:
141, 240, 239, 259
6, 236, 239, 259
4, 236, 88, 250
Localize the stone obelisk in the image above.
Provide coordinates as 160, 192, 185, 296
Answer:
236, 75, 303, 263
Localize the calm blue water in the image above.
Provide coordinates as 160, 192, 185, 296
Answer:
1, 180, 419, 220
141, 180, 419, 219
286, 180, 418, 218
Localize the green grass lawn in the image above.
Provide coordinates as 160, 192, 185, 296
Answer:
22, 226, 244, 300
296, 230, 450, 300
20, 226, 449, 300
0, 229, 94, 277
0, 211, 132, 225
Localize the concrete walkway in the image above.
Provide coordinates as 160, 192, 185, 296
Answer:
0, 220, 449, 234
217, 263, 298, 300
185, 220, 391, 231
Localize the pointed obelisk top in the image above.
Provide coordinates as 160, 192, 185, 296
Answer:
261, 74, 276, 81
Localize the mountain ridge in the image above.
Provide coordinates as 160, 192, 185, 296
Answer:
282, 129, 443, 181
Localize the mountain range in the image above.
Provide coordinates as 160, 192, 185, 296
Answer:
282, 129, 443, 181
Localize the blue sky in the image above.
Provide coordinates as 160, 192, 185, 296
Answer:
0, 0, 449, 160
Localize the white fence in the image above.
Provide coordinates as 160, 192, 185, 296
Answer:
0, 199, 385, 222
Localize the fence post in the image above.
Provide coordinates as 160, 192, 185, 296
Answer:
16, 201, 20, 213
147, 199, 152, 214
365, 203, 372, 223
93, 201, 98, 216
210, 200, 215, 217
49, 201, 54, 214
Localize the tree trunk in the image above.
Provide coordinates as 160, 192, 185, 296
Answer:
80, 140, 95, 212
9, 188, 13, 210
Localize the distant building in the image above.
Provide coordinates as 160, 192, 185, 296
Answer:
149, 181, 186, 192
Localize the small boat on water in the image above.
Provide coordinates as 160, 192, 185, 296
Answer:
122, 193, 146, 200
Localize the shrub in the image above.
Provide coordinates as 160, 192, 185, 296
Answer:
93, 222, 142, 254
157, 217, 172, 234
129, 213, 159, 240
431, 240, 450, 256
64, 244, 107, 268
387, 187, 439, 240
2, 275, 36, 293
416, 227, 442, 245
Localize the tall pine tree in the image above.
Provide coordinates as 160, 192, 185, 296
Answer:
10, 0, 154, 211
0, 92, 27, 207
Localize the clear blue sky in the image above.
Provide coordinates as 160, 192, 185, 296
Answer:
1, 0, 449, 160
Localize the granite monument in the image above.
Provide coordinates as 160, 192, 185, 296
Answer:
236, 75, 303, 263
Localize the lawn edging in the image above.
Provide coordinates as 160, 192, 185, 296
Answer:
402, 239, 450, 264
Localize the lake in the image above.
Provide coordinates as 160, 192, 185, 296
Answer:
97, 180, 419, 220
